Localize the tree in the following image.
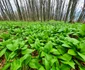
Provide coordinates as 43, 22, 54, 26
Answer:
69, 0, 78, 22
0, 0, 84, 23
78, 0, 85, 22
40, 0, 43, 21
14, 0, 22, 20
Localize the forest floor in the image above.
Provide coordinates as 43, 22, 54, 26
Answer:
0, 21, 85, 70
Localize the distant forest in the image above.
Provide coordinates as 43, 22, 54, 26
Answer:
0, 0, 85, 23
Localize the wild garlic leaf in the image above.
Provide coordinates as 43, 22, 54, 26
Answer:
44, 41, 53, 53
0, 48, 6, 57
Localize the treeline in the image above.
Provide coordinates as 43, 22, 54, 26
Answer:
0, 0, 85, 23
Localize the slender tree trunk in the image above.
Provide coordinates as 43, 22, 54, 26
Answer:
48, 0, 51, 20
40, 0, 43, 22
78, 0, 85, 22
65, 0, 72, 22
69, 0, 78, 22
14, 0, 22, 20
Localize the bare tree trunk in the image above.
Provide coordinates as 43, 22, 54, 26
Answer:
43, 0, 46, 21
48, 0, 51, 20
25, 0, 30, 21
31, 0, 35, 21
60, 0, 65, 20
78, 0, 85, 22
65, 0, 72, 22
40, 0, 43, 22
14, 0, 22, 20
7, 0, 15, 20
0, 1, 8, 20
69, 0, 78, 23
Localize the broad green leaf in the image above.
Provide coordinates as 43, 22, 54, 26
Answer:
11, 59, 22, 70
59, 53, 72, 61
1, 33, 10, 40
39, 66, 45, 70
22, 49, 34, 54
2, 63, 10, 70
56, 67, 60, 70
60, 64, 71, 70
19, 41, 25, 48
44, 41, 53, 53
8, 52, 16, 59
50, 48, 61, 55
14, 28, 21, 33
51, 65, 56, 70
28, 37, 33, 44
62, 43, 70, 48
20, 54, 30, 63
65, 37, 79, 45
41, 51, 46, 57
34, 38, 41, 50
21, 45, 28, 50
79, 42, 85, 54
6, 43, 18, 51
79, 66, 85, 70
68, 49, 76, 56
0, 48, 6, 57
24, 55, 31, 65
80, 24, 85, 36
45, 59, 50, 70
29, 59, 40, 69
61, 60, 75, 69
78, 52, 85, 61
51, 58, 58, 66
57, 48, 66, 54
2, 39, 12, 46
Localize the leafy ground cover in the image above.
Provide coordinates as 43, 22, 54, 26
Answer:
0, 21, 85, 70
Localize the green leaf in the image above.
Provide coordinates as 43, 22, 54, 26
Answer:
33, 38, 41, 50
65, 37, 79, 45
51, 58, 58, 66
19, 41, 25, 48
51, 65, 56, 70
61, 60, 75, 69
29, 59, 40, 69
39, 66, 45, 70
0, 48, 6, 57
22, 49, 34, 54
50, 48, 61, 55
59, 53, 72, 61
21, 45, 28, 50
62, 43, 70, 48
68, 49, 76, 56
1, 33, 10, 40
79, 42, 85, 54
11, 59, 22, 70
60, 64, 71, 70
57, 48, 66, 54
79, 66, 85, 70
78, 52, 85, 61
2, 63, 10, 70
8, 52, 16, 59
28, 37, 33, 44
45, 59, 50, 70
20, 54, 30, 63
80, 24, 85, 36
6, 43, 18, 51
45, 54, 53, 61
41, 51, 46, 57
44, 41, 53, 53
14, 28, 21, 33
